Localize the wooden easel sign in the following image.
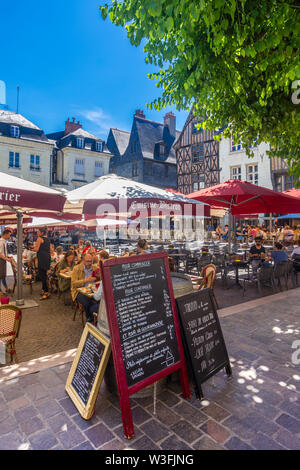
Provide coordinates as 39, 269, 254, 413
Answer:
100, 252, 190, 439
176, 288, 232, 400
65, 323, 111, 420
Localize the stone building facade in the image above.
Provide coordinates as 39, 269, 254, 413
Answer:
107, 110, 178, 189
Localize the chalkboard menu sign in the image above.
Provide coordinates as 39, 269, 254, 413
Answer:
100, 252, 190, 439
176, 289, 232, 399
109, 257, 180, 388
66, 323, 111, 419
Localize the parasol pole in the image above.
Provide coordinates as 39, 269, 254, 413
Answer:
16, 210, 24, 306
228, 196, 234, 255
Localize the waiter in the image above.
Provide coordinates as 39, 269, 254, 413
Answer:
0, 229, 13, 294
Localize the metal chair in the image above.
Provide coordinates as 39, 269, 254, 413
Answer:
273, 261, 289, 291
0, 305, 22, 364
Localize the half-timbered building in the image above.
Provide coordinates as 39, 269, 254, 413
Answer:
174, 109, 220, 194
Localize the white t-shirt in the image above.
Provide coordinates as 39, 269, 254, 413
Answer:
291, 246, 300, 257
0, 238, 7, 258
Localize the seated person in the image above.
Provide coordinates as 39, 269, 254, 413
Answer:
76, 239, 85, 257
82, 240, 92, 255
221, 225, 229, 239
23, 242, 36, 272
248, 236, 266, 279
71, 253, 98, 323
291, 240, 300, 259
268, 242, 288, 265
91, 250, 109, 280
55, 246, 64, 264
137, 239, 150, 254
236, 225, 243, 241
57, 250, 76, 293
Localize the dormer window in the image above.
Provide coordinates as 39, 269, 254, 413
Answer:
96, 141, 103, 152
10, 126, 20, 138
76, 137, 84, 149
159, 143, 165, 157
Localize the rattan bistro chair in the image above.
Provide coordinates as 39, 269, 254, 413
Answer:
0, 305, 22, 364
197, 264, 219, 309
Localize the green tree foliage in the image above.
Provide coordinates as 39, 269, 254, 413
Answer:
100, 0, 300, 185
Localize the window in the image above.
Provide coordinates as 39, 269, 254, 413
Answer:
95, 161, 103, 177
231, 139, 242, 152
276, 173, 294, 192
10, 126, 20, 138
192, 144, 204, 163
76, 137, 84, 149
284, 174, 294, 191
96, 141, 103, 152
159, 143, 165, 157
132, 162, 138, 177
30, 155, 40, 171
9, 152, 20, 168
231, 166, 241, 180
75, 159, 85, 175
247, 164, 258, 185
192, 173, 205, 191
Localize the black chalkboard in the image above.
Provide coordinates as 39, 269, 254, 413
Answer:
71, 332, 105, 406
176, 289, 232, 399
109, 257, 180, 388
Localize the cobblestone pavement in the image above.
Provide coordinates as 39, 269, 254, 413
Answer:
6, 271, 299, 364
0, 289, 299, 450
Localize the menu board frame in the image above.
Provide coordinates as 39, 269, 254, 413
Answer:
176, 288, 232, 400
65, 323, 111, 420
100, 252, 190, 439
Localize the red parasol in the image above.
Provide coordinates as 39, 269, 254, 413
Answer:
188, 179, 300, 215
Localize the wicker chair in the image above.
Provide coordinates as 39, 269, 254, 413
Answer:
197, 264, 219, 309
73, 299, 85, 324
0, 305, 22, 364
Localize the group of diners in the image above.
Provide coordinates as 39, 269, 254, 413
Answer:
237, 236, 300, 281
20, 231, 152, 318
215, 223, 300, 246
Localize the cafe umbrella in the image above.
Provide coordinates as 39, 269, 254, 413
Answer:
66, 174, 209, 242
66, 174, 209, 217
188, 179, 300, 252
0, 172, 66, 306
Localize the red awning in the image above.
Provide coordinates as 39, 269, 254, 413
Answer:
188, 179, 300, 215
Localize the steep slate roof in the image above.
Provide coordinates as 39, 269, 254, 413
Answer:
110, 128, 130, 156
0, 110, 41, 130
0, 110, 53, 144
134, 117, 180, 163
62, 127, 104, 141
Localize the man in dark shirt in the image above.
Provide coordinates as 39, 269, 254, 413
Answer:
249, 236, 266, 280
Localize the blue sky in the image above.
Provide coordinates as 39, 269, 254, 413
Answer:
0, 0, 188, 139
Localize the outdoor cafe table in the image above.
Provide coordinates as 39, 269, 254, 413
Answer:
59, 271, 73, 280
77, 285, 97, 298
226, 260, 250, 288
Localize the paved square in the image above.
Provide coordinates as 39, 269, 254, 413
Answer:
0, 289, 299, 450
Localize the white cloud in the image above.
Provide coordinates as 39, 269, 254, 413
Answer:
77, 107, 126, 139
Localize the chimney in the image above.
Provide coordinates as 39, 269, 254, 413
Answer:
134, 109, 146, 119
164, 112, 176, 137
64, 117, 82, 135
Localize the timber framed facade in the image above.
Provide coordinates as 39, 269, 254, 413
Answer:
270, 157, 294, 192
174, 109, 220, 194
